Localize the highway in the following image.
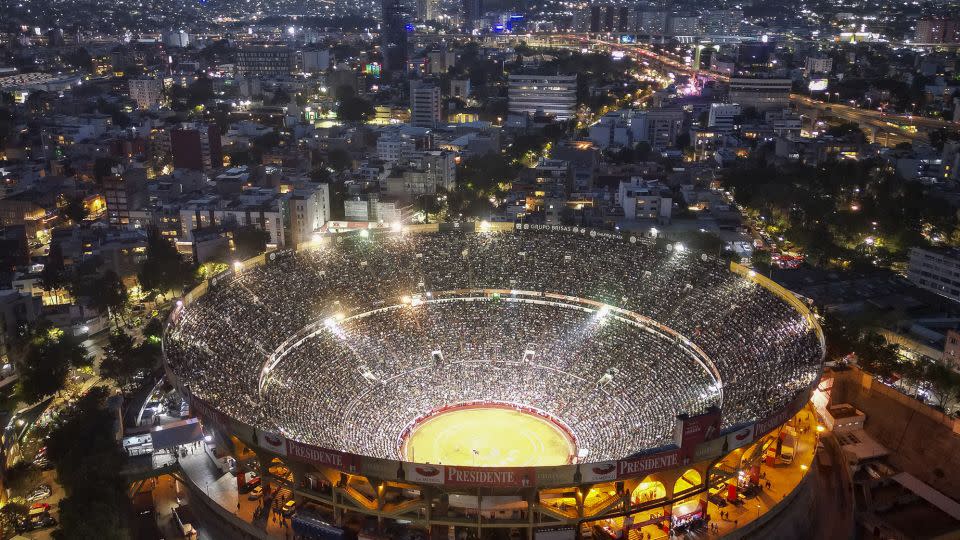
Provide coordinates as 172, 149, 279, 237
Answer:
540, 34, 956, 145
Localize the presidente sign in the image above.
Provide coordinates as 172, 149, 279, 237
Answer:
617, 449, 684, 479
444, 466, 535, 487
286, 439, 359, 474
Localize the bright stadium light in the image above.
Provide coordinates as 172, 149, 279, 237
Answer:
391, 221, 403, 232
748, 270, 757, 277
650, 227, 659, 236
480, 220, 491, 230
233, 260, 243, 271
674, 242, 685, 253
359, 229, 370, 238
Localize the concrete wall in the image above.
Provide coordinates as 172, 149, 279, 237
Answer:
829, 368, 960, 496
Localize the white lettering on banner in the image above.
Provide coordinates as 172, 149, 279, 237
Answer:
445, 467, 533, 486
617, 452, 680, 478
524, 224, 623, 240
286, 441, 355, 471
448, 468, 513, 484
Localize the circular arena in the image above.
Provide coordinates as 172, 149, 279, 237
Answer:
163, 223, 825, 536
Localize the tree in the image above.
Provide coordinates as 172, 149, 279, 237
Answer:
925, 362, 960, 411
99, 330, 154, 391
326, 148, 353, 172
17, 326, 89, 403
58, 195, 89, 223
89, 270, 128, 328
232, 225, 270, 260
137, 230, 193, 301
46, 387, 131, 539
337, 95, 374, 123
40, 242, 67, 303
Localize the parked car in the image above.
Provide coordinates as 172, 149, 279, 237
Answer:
247, 486, 263, 500
26, 485, 51, 502
280, 500, 297, 517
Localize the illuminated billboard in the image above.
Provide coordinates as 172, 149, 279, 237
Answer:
808, 78, 828, 92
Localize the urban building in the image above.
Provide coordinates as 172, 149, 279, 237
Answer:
381, 0, 412, 73
908, 247, 960, 304
170, 123, 223, 172
805, 56, 833, 75
236, 45, 293, 76
914, 18, 960, 44
410, 83, 442, 128
508, 74, 578, 120
128, 78, 163, 109
728, 77, 792, 112
103, 166, 148, 227
707, 103, 741, 132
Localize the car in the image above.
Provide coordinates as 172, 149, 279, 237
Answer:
280, 500, 296, 517
247, 486, 263, 500
26, 485, 52, 502
30, 503, 50, 512
27, 514, 56, 531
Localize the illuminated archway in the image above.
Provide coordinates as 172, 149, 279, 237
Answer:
631, 479, 666, 504
673, 469, 702, 494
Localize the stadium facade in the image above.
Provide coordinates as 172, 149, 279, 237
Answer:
163, 222, 825, 538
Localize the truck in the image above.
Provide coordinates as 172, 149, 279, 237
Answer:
779, 427, 797, 465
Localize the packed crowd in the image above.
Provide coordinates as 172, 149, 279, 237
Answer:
164, 228, 823, 461
260, 298, 716, 460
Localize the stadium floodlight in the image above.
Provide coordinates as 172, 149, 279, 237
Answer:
391, 221, 403, 232
233, 260, 243, 271
480, 220, 491, 230
335, 312, 346, 321
674, 242, 685, 253
748, 270, 757, 277
650, 227, 659, 236
359, 229, 370, 238
176, 299, 183, 307
324, 317, 337, 329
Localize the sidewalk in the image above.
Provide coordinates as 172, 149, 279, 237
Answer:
706, 413, 819, 537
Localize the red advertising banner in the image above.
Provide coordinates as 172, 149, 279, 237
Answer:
754, 391, 808, 437
189, 395, 228, 430
617, 449, 685, 479
581, 461, 618, 483
675, 409, 722, 458
444, 466, 536, 487
286, 439, 360, 474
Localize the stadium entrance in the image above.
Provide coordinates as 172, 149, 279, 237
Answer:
399, 403, 577, 467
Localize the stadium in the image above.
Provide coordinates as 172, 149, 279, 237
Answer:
163, 222, 825, 539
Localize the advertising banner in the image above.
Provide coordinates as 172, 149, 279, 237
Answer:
754, 391, 807, 437
580, 461, 618, 483
534, 465, 577, 487
256, 430, 288, 456
617, 449, 684, 479
360, 456, 402, 481
286, 440, 359, 473
403, 463, 445, 484
724, 424, 755, 451
444, 466, 535, 487
675, 409, 722, 454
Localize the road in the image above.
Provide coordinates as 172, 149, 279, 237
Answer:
543, 35, 957, 146
791, 94, 951, 144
